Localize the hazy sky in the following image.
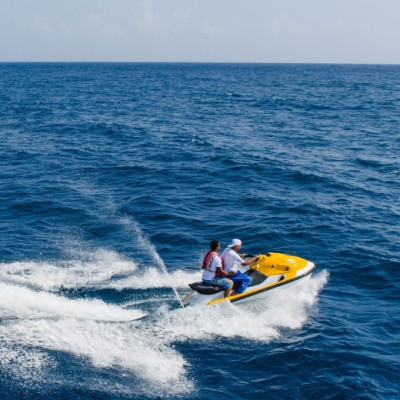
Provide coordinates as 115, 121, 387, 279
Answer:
1, 0, 399, 63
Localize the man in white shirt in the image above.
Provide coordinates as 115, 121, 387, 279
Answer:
221, 238, 259, 295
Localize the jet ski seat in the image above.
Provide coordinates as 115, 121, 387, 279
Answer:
189, 282, 225, 295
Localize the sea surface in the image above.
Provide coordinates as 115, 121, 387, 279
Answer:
0, 63, 399, 400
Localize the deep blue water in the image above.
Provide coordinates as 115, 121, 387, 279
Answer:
0, 63, 399, 399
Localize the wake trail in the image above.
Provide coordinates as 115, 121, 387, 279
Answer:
0, 282, 145, 322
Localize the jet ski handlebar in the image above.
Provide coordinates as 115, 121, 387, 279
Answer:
243, 254, 256, 258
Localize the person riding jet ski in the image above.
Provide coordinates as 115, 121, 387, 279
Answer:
201, 240, 233, 298
221, 239, 259, 296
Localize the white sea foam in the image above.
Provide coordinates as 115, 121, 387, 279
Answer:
0, 282, 145, 321
119, 215, 184, 305
157, 270, 329, 342
0, 346, 52, 383
0, 283, 191, 394
0, 248, 137, 291
0, 318, 188, 382
0, 244, 327, 397
109, 267, 200, 290
0, 248, 199, 292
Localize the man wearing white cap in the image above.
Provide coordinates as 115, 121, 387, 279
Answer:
221, 239, 259, 296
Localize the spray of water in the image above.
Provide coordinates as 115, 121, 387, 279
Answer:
0, 243, 328, 397
120, 216, 184, 308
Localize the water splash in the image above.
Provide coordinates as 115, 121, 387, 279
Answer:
0, 282, 145, 321
0, 254, 327, 397
0, 248, 138, 292
0, 252, 199, 292
120, 215, 185, 307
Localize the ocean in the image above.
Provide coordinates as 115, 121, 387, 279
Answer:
0, 63, 399, 399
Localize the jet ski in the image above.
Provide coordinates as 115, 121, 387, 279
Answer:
181, 252, 315, 307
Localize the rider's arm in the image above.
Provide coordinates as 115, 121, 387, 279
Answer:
241, 255, 259, 266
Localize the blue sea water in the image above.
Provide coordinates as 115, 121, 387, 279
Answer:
0, 62, 399, 400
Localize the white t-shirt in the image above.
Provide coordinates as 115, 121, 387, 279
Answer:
221, 247, 243, 274
202, 255, 222, 281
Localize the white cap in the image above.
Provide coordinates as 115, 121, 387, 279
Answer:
228, 238, 242, 248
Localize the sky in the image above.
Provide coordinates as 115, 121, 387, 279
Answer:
1, 0, 400, 64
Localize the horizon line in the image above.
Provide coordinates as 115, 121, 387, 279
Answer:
1, 60, 400, 66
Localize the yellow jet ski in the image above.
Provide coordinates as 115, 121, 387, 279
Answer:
181, 252, 316, 307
